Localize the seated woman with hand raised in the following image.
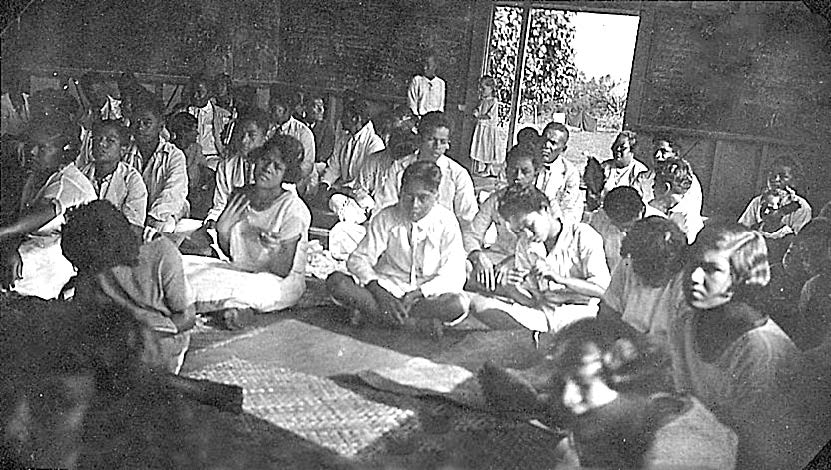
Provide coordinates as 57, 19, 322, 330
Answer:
182, 135, 311, 329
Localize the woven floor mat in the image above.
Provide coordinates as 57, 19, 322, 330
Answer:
185, 357, 564, 468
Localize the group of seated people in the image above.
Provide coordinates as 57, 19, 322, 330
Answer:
2, 69, 830, 468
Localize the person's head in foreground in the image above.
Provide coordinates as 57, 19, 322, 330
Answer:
621, 215, 688, 288
62, 200, 142, 275
685, 223, 770, 310
398, 160, 441, 222
498, 184, 560, 244
546, 317, 676, 468
416, 111, 451, 161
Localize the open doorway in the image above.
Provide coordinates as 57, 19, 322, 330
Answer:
482, 4, 639, 170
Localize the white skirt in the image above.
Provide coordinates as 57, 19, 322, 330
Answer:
182, 255, 305, 313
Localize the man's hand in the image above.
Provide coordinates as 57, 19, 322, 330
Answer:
471, 251, 497, 291
401, 289, 424, 311
504, 268, 529, 286
367, 281, 407, 327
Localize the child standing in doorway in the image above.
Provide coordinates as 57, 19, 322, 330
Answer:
469, 76, 504, 178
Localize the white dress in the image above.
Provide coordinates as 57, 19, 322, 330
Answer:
469, 97, 504, 166
13, 164, 96, 299
183, 190, 310, 312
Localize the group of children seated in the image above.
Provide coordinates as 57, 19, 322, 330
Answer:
2, 67, 830, 468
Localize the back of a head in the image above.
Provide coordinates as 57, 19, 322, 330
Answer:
603, 186, 645, 225
387, 125, 419, 160
167, 112, 197, 136
516, 127, 541, 148
61, 200, 142, 274
621, 216, 688, 287
269, 87, 298, 110
654, 157, 693, 194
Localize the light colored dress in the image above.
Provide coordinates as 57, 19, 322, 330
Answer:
13, 164, 96, 299
183, 190, 310, 312
602, 257, 685, 343
469, 97, 504, 167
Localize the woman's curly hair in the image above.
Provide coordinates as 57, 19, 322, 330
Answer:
61, 200, 141, 274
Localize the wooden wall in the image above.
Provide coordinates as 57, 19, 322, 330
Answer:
626, 1, 831, 217
3, 0, 829, 215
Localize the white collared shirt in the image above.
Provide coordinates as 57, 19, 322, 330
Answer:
408, 75, 446, 117
347, 203, 465, 298
82, 161, 148, 227
375, 152, 478, 226
189, 102, 218, 156
126, 138, 189, 228
514, 221, 610, 291
536, 156, 583, 224
321, 121, 385, 188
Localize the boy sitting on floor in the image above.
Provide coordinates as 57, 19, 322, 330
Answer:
326, 160, 469, 330
467, 185, 610, 334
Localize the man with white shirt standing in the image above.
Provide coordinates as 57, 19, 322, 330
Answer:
408, 54, 445, 118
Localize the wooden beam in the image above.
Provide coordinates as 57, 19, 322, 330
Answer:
629, 123, 823, 149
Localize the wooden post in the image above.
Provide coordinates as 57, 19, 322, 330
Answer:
506, 1, 533, 152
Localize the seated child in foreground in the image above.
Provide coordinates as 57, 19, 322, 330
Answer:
467, 185, 610, 333
326, 160, 469, 330
182, 135, 311, 327
61, 200, 194, 374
